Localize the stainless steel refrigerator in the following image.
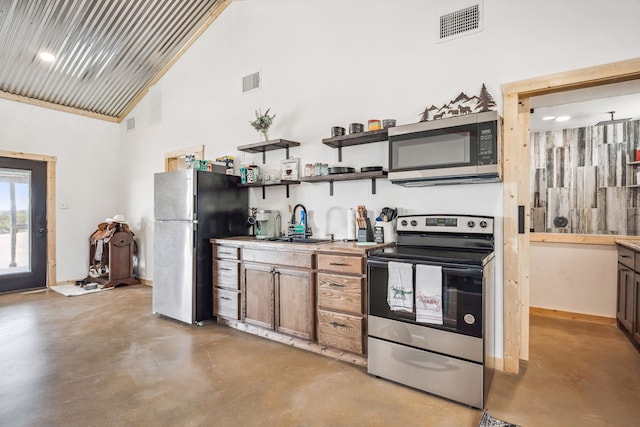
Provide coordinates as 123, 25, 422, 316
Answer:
152, 168, 248, 324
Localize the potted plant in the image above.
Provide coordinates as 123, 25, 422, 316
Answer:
250, 108, 276, 141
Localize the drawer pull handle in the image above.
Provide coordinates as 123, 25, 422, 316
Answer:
219, 251, 234, 256
329, 283, 345, 288
621, 255, 631, 258
220, 268, 232, 271
330, 321, 348, 328
220, 296, 232, 301
329, 262, 349, 266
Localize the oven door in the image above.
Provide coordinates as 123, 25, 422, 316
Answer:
367, 258, 483, 338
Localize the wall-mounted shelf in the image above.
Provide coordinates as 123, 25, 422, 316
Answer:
299, 171, 387, 196
237, 139, 301, 164
238, 180, 300, 199
322, 129, 388, 162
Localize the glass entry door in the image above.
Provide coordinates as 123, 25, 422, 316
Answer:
0, 157, 47, 292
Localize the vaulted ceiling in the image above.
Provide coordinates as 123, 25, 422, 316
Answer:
0, 0, 230, 122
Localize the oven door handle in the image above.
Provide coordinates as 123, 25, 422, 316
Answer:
367, 259, 390, 268
368, 259, 481, 276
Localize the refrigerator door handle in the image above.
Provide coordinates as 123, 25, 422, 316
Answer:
193, 194, 197, 220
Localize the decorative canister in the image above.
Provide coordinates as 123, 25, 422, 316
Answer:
331, 126, 345, 137
382, 119, 396, 128
239, 167, 248, 184
349, 123, 364, 134
368, 119, 382, 131
246, 165, 259, 183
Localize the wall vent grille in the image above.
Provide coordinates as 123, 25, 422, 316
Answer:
439, 4, 481, 41
242, 72, 261, 93
126, 117, 136, 132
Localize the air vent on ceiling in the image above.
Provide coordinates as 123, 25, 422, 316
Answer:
242, 71, 261, 93
438, 3, 482, 42
126, 117, 136, 132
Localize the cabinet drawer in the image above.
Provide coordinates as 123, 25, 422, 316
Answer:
242, 248, 313, 269
318, 273, 364, 314
215, 260, 239, 289
214, 288, 240, 320
317, 254, 364, 275
618, 246, 635, 270
317, 310, 364, 354
216, 245, 239, 260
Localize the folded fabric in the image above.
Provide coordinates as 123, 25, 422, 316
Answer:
387, 261, 414, 312
415, 264, 443, 325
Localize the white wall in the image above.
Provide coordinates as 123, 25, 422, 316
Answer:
0, 99, 120, 281
530, 242, 618, 318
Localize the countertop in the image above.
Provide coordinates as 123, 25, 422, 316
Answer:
615, 239, 640, 252
210, 236, 393, 255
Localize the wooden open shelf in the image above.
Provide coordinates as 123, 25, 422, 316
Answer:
237, 139, 301, 164
238, 179, 300, 199
299, 171, 387, 196
322, 129, 388, 162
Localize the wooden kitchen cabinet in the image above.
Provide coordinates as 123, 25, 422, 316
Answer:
241, 247, 316, 340
316, 252, 367, 355
212, 244, 241, 320
616, 243, 640, 347
243, 263, 275, 329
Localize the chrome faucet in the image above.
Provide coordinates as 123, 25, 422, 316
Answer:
290, 204, 310, 238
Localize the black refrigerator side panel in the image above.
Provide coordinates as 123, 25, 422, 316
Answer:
194, 171, 249, 322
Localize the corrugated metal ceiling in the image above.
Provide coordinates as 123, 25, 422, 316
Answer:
0, 0, 229, 122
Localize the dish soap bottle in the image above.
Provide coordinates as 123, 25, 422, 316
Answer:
299, 210, 306, 236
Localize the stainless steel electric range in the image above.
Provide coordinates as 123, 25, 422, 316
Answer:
367, 214, 496, 408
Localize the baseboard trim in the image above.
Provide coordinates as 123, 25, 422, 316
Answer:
530, 307, 616, 325
219, 318, 367, 367
138, 278, 152, 286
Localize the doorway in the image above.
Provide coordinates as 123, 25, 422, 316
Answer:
501, 57, 640, 374
0, 157, 47, 292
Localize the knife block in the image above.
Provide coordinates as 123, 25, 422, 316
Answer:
357, 218, 374, 242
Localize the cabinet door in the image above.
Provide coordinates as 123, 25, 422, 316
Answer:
634, 275, 640, 346
242, 263, 275, 329
276, 268, 315, 340
617, 266, 634, 332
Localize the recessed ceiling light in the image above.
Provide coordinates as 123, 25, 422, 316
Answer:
555, 116, 570, 122
38, 51, 56, 63
542, 115, 556, 121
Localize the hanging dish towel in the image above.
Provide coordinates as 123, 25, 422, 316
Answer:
387, 261, 414, 312
415, 264, 443, 325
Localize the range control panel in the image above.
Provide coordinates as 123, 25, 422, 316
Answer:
396, 214, 494, 235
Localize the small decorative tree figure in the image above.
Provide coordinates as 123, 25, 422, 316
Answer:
476, 83, 496, 112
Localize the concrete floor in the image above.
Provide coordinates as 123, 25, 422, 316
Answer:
1, 285, 639, 427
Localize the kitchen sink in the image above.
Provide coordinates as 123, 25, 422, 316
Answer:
267, 237, 333, 244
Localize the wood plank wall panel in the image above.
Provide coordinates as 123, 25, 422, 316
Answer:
531, 120, 640, 235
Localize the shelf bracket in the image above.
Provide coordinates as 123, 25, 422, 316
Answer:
371, 178, 377, 195
329, 181, 334, 196
261, 150, 266, 164
337, 146, 343, 162
285, 147, 290, 159
286, 184, 290, 198
262, 186, 266, 199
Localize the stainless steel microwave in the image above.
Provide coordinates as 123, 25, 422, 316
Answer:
388, 110, 502, 186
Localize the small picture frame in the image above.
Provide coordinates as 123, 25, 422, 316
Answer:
280, 158, 299, 181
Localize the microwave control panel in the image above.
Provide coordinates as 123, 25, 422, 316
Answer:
477, 121, 497, 165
